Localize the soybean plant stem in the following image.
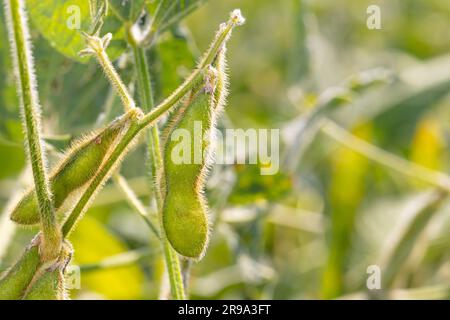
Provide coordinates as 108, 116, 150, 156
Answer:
96, 48, 136, 111
130, 15, 243, 299
138, 16, 238, 129
130, 39, 186, 300
162, 239, 185, 299
62, 9, 243, 273
130, 43, 161, 195
4, 0, 61, 261
83, 33, 136, 112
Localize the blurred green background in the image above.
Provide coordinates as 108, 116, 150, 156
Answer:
1, 0, 450, 299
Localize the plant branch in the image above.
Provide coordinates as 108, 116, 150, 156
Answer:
129, 40, 162, 198
129, 31, 186, 300
138, 9, 245, 129
61, 7, 244, 248
80, 33, 136, 112
4, 0, 61, 261
127, 9, 246, 299
62, 118, 142, 238
162, 239, 185, 299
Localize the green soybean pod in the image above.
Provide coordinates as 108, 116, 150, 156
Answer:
22, 240, 72, 300
0, 239, 41, 299
10, 110, 139, 225
22, 265, 66, 300
161, 68, 219, 259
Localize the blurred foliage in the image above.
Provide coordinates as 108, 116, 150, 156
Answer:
69, 216, 145, 299
27, 0, 127, 62
1, 0, 450, 300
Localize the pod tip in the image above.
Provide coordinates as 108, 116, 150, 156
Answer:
230, 9, 245, 26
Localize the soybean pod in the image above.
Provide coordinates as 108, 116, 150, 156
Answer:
10, 109, 140, 225
22, 242, 72, 300
0, 237, 41, 299
22, 266, 66, 300
161, 66, 224, 259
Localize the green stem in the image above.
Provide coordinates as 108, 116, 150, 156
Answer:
162, 239, 185, 299
5, 0, 61, 261
62, 121, 141, 238
130, 41, 161, 194
83, 33, 136, 112
96, 48, 136, 111
60, 77, 196, 238
129, 14, 244, 298
138, 17, 237, 129
61, 8, 243, 272
113, 174, 160, 238
130, 40, 185, 300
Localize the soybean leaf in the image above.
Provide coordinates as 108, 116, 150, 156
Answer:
152, 28, 197, 99
0, 8, 21, 141
147, 0, 208, 34
108, 0, 146, 23
26, 0, 126, 63
0, 128, 25, 179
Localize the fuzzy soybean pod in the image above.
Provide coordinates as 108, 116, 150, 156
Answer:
22, 267, 65, 300
0, 238, 41, 299
22, 242, 72, 300
161, 68, 219, 259
10, 110, 138, 225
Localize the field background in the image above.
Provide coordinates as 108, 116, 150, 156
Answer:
1, 0, 450, 299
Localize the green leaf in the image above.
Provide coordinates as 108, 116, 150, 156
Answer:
108, 0, 146, 23
153, 29, 196, 99
0, 7, 24, 178
0, 143, 25, 179
148, 0, 208, 34
26, 0, 126, 63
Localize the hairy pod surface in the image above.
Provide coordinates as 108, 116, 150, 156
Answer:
22, 266, 65, 300
10, 111, 137, 225
22, 241, 73, 300
0, 239, 41, 299
22, 241, 72, 300
161, 68, 222, 259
